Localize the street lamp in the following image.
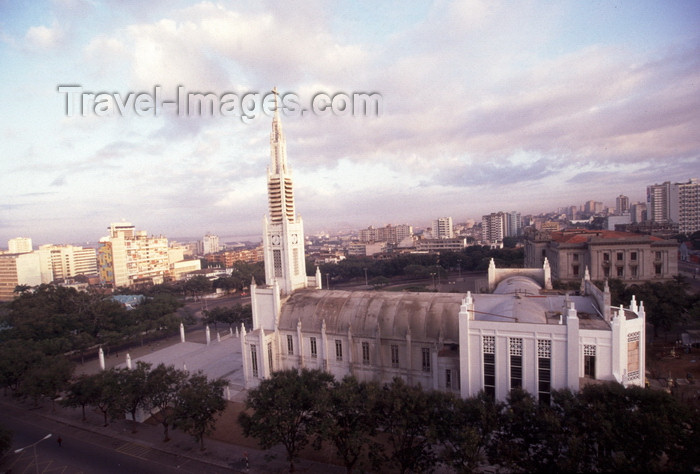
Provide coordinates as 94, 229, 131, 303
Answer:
15, 433, 52, 474
363, 267, 368, 287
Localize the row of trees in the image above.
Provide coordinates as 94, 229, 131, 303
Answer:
316, 246, 524, 284
62, 362, 227, 450
202, 304, 252, 328
596, 277, 700, 336
240, 369, 699, 473
1, 285, 183, 357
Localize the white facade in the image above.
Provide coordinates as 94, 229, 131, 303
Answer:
260, 91, 319, 296
8, 237, 33, 254
242, 262, 646, 400
432, 217, 454, 239
0, 252, 42, 301
671, 178, 700, 234
201, 233, 220, 255
38, 244, 98, 281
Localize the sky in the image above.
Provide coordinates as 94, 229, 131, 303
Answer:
1, 0, 699, 246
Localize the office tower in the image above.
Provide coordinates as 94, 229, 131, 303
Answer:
432, 217, 454, 239
646, 181, 672, 223
38, 244, 98, 280
671, 178, 699, 234
8, 237, 33, 254
482, 212, 505, 243
615, 195, 630, 215
98, 222, 169, 287
201, 233, 220, 255
0, 252, 42, 301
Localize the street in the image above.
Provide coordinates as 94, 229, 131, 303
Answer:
1, 404, 235, 473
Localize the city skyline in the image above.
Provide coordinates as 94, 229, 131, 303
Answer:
1, 1, 699, 246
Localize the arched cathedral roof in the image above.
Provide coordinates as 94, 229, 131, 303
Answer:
278, 289, 463, 343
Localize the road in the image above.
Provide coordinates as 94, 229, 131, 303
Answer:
1, 406, 235, 473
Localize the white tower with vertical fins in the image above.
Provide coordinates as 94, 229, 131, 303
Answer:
262, 88, 308, 296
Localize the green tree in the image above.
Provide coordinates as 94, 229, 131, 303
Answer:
90, 369, 125, 427
373, 378, 436, 474
185, 276, 213, 300
321, 376, 381, 473
20, 355, 74, 409
239, 368, 334, 472
119, 362, 152, 433
431, 391, 500, 473
145, 364, 188, 442
62, 373, 102, 421
173, 372, 228, 450
489, 387, 579, 472
573, 383, 700, 471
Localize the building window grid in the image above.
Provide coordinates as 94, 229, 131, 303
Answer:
390, 344, 399, 368
268, 342, 273, 373
483, 336, 496, 400
446, 369, 452, 389
362, 342, 370, 365
250, 344, 258, 377
310, 337, 317, 358
509, 338, 523, 389
273, 249, 282, 278
584, 344, 596, 379
293, 248, 300, 276
422, 347, 431, 372
287, 335, 294, 355
335, 339, 343, 361
537, 339, 552, 405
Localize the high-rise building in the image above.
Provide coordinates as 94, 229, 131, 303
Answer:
98, 222, 170, 287
584, 201, 604, 215
38, 244, 98, 281
482, 213, 505, 243
646, 181, 672, 223
505, 211, 521, 237
630, 202, 647, 223
0, 252, 42, 301
671, 178, 700, 234
8, 237, 33, 254
432, 217, 454, 239
358, 224, 413, 244
482, 212, 519, 242
201, 233, 220, 255
615, 194, 630, 215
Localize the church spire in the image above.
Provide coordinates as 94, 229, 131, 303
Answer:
270, 87, 287, 175
267, 87, 295, 223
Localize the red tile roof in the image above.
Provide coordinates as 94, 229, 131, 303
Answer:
549, 230, 663, 244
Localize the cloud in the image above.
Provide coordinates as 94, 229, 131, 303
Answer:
24, 23, 65, 50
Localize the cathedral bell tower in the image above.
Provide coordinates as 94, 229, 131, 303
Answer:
262, 88, 308, 295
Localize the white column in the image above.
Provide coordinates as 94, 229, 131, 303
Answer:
98, 347, 105, 371
126, 352, 132, 370
566, 300, 580, 390
180, 323, 185, 343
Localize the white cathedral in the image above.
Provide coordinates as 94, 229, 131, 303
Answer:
240, 101, 646, 402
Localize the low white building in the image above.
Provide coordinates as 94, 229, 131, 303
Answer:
242, 260, 645, 402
